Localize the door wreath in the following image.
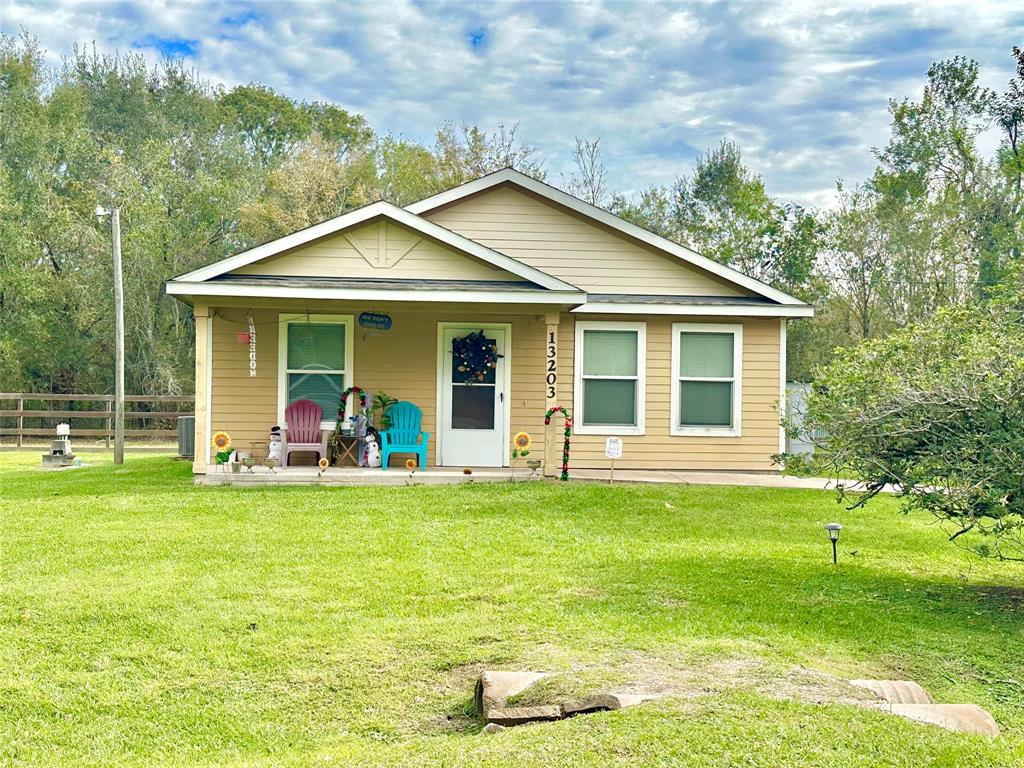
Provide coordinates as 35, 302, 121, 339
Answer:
452, 330, 502, 383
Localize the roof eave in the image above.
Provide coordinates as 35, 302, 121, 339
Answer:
165, 279, 586, 305
571, 301, 814, 318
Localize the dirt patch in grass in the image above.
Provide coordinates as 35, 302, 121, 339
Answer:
419, 651, 881, 735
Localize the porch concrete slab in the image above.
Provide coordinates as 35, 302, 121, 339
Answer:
196, 466, 884, 492
195, 466, 542, 486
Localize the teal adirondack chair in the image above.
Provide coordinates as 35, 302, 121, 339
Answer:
380, 402, 430, 470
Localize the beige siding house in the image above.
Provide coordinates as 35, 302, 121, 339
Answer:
167, 169, 812, 476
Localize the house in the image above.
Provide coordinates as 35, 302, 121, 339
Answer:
166, 168, 813, 477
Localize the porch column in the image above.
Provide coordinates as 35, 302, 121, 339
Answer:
543, 310, 560, 477
193, 303, 211, 474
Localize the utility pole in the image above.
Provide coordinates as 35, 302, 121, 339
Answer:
96, 205, 125, 465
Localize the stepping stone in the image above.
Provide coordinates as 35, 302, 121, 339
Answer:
475, 671, 548, 716
890, 703, 1000, 737
562, 693, 621, 717
607, 692, 663, 708
562, 692, 663, 716
849, 679, 934, 704
486, 705, 563, 726
481, 723, 506, 735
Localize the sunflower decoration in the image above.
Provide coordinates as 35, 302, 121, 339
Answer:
512, 431, 532, 457
509, 431, 533, 481
318, 457, 330, 471
516, 430, 532, 454
405, 458, 417, 472
211, 431, 233, 464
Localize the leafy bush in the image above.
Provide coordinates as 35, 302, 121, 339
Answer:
797, 279, 1024, 560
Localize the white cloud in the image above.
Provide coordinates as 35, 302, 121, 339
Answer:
3, 0, 1022, 208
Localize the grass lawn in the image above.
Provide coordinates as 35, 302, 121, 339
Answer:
1, 452, 1022, 767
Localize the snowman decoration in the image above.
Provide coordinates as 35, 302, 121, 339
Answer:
363, 430, 382, 468
267, 426, 283, 463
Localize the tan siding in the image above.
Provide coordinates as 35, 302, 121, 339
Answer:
205, 303, 781, 473
425, 186, 750, 296
231, 220, 526, 282
210, 309, 279, 455
554, 313, 782, 471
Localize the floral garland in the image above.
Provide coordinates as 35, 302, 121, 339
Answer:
544, 406, 573, 481
337, 385, 368, 420
452, 330, 502, 383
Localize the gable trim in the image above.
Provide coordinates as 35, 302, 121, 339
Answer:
169, 200, 580, 293
405, 169, 809, 307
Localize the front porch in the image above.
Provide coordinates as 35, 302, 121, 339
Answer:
194, 300, 564, 476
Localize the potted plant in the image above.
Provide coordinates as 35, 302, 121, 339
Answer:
371, 392, 398, 430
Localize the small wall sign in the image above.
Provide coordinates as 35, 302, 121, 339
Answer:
359, 311, 392, 331
605, 437, 623, 459
247, 315, 257, 378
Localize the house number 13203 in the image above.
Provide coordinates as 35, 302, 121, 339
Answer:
546, 328, 557, 399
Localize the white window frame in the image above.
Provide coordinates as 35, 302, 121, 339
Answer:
278, 313, 355, 430
573, 320, 646, 436
671, 322, 743, 437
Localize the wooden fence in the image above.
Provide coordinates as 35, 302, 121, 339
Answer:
0, 393, 194, 448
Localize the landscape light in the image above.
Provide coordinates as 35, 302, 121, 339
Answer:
825, 523, 842, 564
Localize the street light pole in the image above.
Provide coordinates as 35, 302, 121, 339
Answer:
97, 205, 125, 465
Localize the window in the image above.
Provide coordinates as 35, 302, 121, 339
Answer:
671, 323, 742, 436
573, 321, 646, 435
278, 314, 354, 427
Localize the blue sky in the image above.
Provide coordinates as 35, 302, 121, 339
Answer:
3, 0, 1023, 207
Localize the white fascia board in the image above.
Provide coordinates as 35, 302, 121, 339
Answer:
170, 199, 579, 293
571, 302, 815, 318
406, 169, 809, 307
165, 280, 585, 305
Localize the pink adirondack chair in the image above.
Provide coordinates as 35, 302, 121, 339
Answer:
283, 399, 329, 467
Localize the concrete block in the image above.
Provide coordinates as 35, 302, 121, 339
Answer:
849, 679, 934, 704
486, 705, 563, 727
475, 671, 548, 715
890, 703, 1000, 736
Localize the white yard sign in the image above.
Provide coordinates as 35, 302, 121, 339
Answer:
605, 436, 623, 484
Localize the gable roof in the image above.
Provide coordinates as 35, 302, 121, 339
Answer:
406, 168, 808, 307
168, 199, 580, 293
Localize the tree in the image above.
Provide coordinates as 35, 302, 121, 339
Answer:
563, 137, 607, 206
433, 121, 545, 189
796, 272, 1024, 560
671, 140, 819, 293
219, 84, 312, 165
237, 134, 376, 244
609, 185, 676, 238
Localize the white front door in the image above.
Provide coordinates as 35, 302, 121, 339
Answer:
438, 324, 510, 467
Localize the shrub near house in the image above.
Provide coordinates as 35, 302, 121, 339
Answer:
800, 276, 1024, 560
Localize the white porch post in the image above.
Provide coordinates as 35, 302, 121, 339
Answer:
193, 304, 211, 474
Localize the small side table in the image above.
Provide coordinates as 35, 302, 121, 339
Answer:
333, 435, 362, 467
